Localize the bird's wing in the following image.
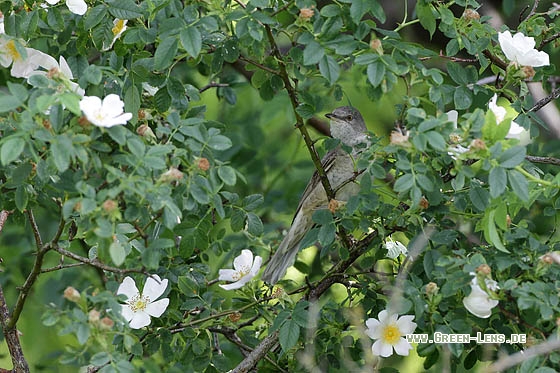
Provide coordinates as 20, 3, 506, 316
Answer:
292, 148, 338, 223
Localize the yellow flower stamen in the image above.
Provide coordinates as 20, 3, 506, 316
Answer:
112, 19, 126, 36
6, 40, 22, 61
129, 294, 150, 312
381, 323, 401, 345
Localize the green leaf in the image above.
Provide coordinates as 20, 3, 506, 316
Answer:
426, 131, 447, 151
489, 167, 507, 199
230, 209, 246, 232
0, 93, 23, 113
292, 302, 309, 327
350, 0, 368, 24
453, 86, 472, 110
58, 93, 81, 116
303, 41, 324, 66
1, 137, 25, 165
416, 174, 434, 192
15, 185, 28, 211
154, 37, 178, 71
498, 146, 526, 168
486, 210, 509, 253
124, 85, 140, 123
51, 135, 73, 172
110, 240, 126, 266
246, 213, 263, 235
367, 61, 385, 87
508, 170, 529, 201
469, 184, 489, 212
84, 5, 108, 30
107, 0, 143, 19
416, 2, 436, 38
218, 166, 237, 186
446, 62, 467, 85
208, 134, 232, 150
318, 223, 336, 246
394, 173, 414, 192
243, 194, 264, 210
180, 26, 202, 58
319, 55, 340, 85
279, 319, 300, 352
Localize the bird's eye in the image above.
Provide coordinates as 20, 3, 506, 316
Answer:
346, 115, 353, 121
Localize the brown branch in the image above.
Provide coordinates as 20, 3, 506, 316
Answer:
230, 331, 279, 373
526, 155, 560, 166
238, 55, 282, 76
528, 87, 560, 113
40, 262, 86, 273
482, 50, 508, 71
0, 285, 29, 372
199, 82, 230, 93
540, 32, 560, 47
0, 211, 29, 372
8, 212, 63, 328
26, 210, 43, 250
52, 246, 146, 275
520, 0, 540, 23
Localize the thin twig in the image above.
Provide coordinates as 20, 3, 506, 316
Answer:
540, 31, 560, 47
485, 338, 560, 372
528, 87, 560, 113
526, 155, 560, 166
520, 0, 540, 23
53, 246, 146, 275
199, 82, 230, 93
238, 55, 282, 76
26, 210, 43, 250
482, 50, 508, 71
40, 262, 86, 273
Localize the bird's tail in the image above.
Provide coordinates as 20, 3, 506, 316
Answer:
261, 211, 311, 284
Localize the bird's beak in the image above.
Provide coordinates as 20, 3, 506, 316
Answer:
325, 113, 333, 119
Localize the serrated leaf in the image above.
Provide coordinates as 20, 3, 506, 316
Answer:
243, 194, 263, 210
51, 135, 73, 172
208, 134, 232, 150
367, 61, 385, 87
453, 86, 472, 110
154, 37, 178, 71
15, 185, 28, 211
303, 41, 324, 66
393, 173, 414, 192
218, 166, 237, 186
487, 210, 509, 253
246, 213, 263, 235
489, 167, 507, 198
230, 209, 246, 232
498, 146, 526, 168
180, 26, 202, 58
416, 2, 436, 38
508, 170, 529, 201
469, 184, 489, 212
110, 240, 126, 266
279, 319, 300, 352
107, 0, 143, 19
319, 55, 340, 85
318, 223, 336, 246
1, 137, 25, 165
0, 93, 22, 113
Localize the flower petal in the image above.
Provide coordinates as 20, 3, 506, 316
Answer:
119, 304, 134, 322
218, 269, 238, 282
219, 281, 244, 290
396, 315, 417, 334
128, 311, 151, 329
145, 298, 169, 318
66, 0, 87, 15
393, 338, 413, 356
143, 275, 168, 302
372, 339, 393, 357
233, 249, 253, 271
101, 94, 126, 118
117, 276, 139, 300
250, 255, 263, 276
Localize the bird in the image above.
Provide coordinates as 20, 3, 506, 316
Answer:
261, 106, 369, 284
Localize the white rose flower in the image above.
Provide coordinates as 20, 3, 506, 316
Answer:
45, 0, 88, 16
29, 55, 85, 96
79, 94, 132, 127
488, 94, 526, 140
0, 39, 57, 78
219, 249, 262, 290
117, 275, 170, 329
498, 31, 549, 67
385, 238, 407, 259
365, 310, 417, 357
463, 274, 499, 319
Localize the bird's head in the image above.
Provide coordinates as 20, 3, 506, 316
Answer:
325, 106, 367, 146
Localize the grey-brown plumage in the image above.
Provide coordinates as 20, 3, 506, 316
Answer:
262, 106, 368, 284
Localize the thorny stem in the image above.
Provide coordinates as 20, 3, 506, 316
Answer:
53, 245, 147, 275
528, 87, 560, 113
